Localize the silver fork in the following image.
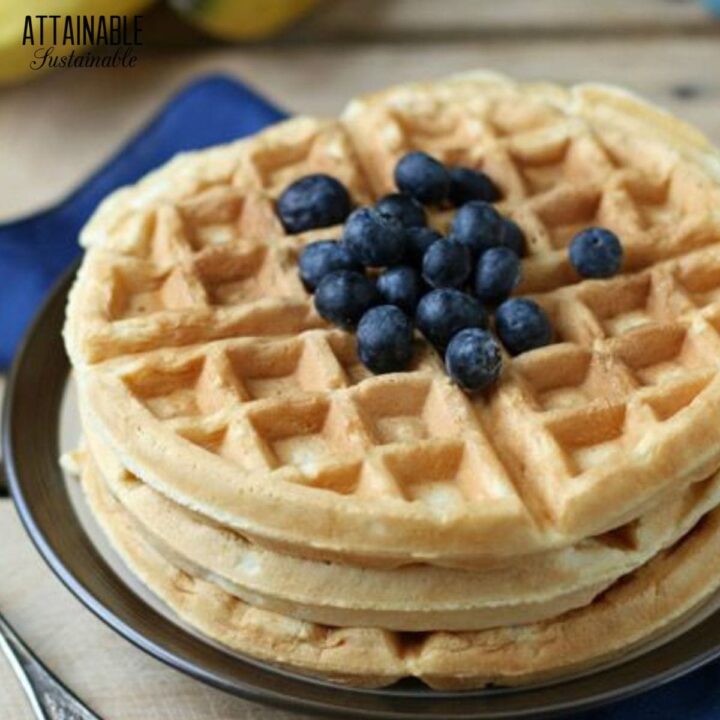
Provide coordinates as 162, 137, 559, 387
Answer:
0, 462, 100, 720
0, 611, 102, 719
0, 408, 100, 719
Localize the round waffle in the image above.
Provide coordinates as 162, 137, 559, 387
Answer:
81, 454, 720, 690
85, 422, 720, 631
66, 72, 720, 567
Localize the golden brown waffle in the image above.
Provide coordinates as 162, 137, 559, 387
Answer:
67, 73, 720, 568
81, 454, 720, 690
84, 422, 720, 632
344, 73, 720, 294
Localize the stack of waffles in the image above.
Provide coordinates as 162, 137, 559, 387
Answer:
63, 72, 720, 689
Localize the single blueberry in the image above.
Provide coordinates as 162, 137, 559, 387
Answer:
404, 227, 443, 266
276, 174, 351, 234
495, 298, 553, 356
298, 240, 363, 291
357, 305, 414, 374
422, 239, 472, 289
448, 166, 501, 206
376, 193, 426, 228
394, 151, 451, 205
314, 270, 380, 329
498, 218, 526, 257
342, 207, 406, 267
445, 328, 503, 391
569, 227, 623, 279
416, 288, 488, 350
474, 247, 522, 305
377, 265, 425, 315
449, 201, 503, 258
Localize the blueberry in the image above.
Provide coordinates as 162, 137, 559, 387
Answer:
445, 328, 503, 391
569, 227, 623, 279
276, 174, 351, 234
314, 270, 379, 329
422, 239, 472, 289
416, 289, 488, 350
394, 151, 450, 205
377, 265, 425, 314
404, 227, 443, 266
376, 193, 426, 228
298, 240, 362, 291
357, 305, 414, 374
474, 247, 522, 305
495, 298, 553, 356
448, 166, 501, 206
342, 207, 406, 267
498, 218, 526, 257
449, 201, 503, 258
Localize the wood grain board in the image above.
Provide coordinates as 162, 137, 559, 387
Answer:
286, 0, 711, 37
3, 1, 720, 716
2, 0, 720, 219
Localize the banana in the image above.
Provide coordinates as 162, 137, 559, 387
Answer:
0, 0, 154, 86
168, 0, 320, 41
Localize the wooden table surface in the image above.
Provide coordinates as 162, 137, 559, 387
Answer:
3, 0, 720, 221
2, 1, 720, 717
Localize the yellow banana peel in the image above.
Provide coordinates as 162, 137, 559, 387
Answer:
0, 0, 154, 86
168, 0, 320, 41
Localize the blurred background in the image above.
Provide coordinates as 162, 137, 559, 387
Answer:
2, 0, 720, 220
2, 2, 720, 716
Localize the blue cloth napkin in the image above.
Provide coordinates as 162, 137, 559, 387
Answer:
0, 74, 286, 369
1, 72, 718, 719
702, 0, 720, 16
576, 663, 720, 720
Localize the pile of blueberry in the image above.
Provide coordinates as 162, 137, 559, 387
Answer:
276, 151, 623, 392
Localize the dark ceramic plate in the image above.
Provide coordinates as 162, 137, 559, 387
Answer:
6, 265, 720, 719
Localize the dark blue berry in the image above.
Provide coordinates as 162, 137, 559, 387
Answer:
298, 240, 362, 291
404, 227, 443, 266
448, 166, 501, 206
422, 239, 472, 289
474, 247, 522, 305
498, 218, 526, 256
314, 270, 379, 329
416, 289, 488, 350
394, 151, 450, 205
569, 227, 623, 279
342, 207, 406, 267
357, 305, 414, 374
450, 201, 503, 258
376, 193, 426, 228
445, 328, 503, 391
276, 174, 351, 234
495, 298, 553, 356
377, 265, 425, 315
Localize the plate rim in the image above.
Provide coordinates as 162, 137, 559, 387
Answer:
4, 263, 720, 719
